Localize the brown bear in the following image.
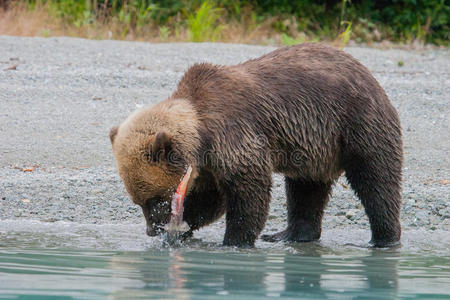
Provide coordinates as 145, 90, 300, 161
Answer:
110, 43, 403, 248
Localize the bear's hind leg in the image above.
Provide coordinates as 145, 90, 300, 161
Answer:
345, 160, 402, 247
261, 178, 331, 242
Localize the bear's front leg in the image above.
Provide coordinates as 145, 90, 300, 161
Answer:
220, 172, 272, 247
183, 168, 226, 233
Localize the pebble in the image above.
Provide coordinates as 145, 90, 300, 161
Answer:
346, 209, 360, 220
438, 208, 450, 218
414, 211, 430, 226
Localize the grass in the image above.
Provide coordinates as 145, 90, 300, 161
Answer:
337, 21, 353, 48
281, 33, 306, 46
0, 1, 306, 44
0, 1, 447, 46
187, 1, 223, 42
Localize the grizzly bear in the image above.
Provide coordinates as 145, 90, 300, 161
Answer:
110, 43, 403, 248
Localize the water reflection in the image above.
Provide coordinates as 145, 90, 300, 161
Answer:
1, 223, 449, 298
105, 244, 400, 299
2, 232, 449, 299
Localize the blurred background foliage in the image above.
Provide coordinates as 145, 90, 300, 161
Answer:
1, 0, 448, 45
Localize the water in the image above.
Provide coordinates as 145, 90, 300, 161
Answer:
1, 221, 449, 299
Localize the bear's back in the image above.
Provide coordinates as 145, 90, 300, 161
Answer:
171, 44, 398, 180
175, 44, 389, 120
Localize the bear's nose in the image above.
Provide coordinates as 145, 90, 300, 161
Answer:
146, 225, 157, 236
146, 225, 163, 237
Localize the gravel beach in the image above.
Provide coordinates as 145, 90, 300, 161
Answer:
0, 36, 449, 241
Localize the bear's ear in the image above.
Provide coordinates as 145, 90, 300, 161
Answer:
149, 130, 173, 162
109, 126, 119, 144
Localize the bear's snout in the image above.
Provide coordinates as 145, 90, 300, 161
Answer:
140, 196, 172, 237
146, 224, 164, 237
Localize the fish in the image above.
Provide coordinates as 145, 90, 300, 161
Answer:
163, 165, 192, 246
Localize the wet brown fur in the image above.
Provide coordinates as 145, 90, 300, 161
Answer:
110, 43, 403, 247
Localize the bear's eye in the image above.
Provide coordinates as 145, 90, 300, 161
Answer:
135, 180, 148, 189
132, 181, 148, 196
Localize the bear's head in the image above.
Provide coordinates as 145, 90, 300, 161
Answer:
109, 99, 200, 236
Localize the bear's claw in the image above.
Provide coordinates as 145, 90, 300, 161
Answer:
261, 230, 289, 242
369, 238, 401, 248
261, 229, 321, 243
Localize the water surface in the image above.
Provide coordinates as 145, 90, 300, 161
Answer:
0, 221, 449, 299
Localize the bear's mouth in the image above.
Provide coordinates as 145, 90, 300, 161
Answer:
143, 166, 193, 238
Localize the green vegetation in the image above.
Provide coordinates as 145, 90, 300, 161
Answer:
3, 0, 449, 45
338, 21, 352, 48
281, 33, 307, 46
187, 1, 223, 42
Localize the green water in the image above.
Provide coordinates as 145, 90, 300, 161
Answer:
0, 221, 449, 299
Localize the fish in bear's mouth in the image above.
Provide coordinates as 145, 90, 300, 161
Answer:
162, 165, 192, 244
